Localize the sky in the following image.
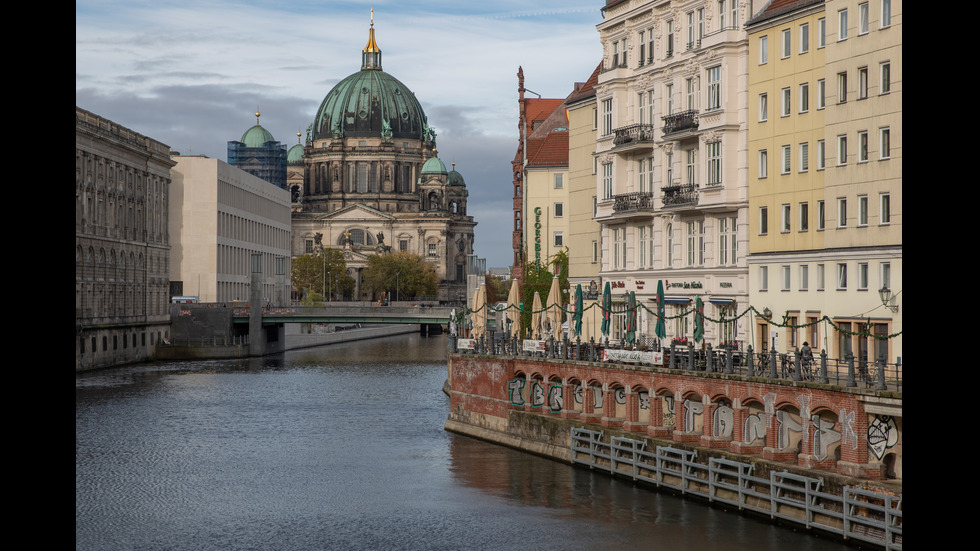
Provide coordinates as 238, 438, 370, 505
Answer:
76, 0, 605, 269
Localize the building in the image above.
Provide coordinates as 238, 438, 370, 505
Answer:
746, 0, 901, 361
286, 131, 304, 205
76, 106, 175, 370
593, 0, 761, 346
291, 17, 476, 303
227, 111, 288, 190
511, 67, 565, 283
565, 63, 604, 292
523, 92, 571, 272
169, 155, 292, 305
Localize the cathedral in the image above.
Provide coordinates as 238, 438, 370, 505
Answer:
289, 16, 476, 303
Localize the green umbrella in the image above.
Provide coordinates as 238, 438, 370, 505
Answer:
693, 295, 704, 343
600, 281, 612, 337
625, 291, 637, 346
655, 280, 666, 339
573, 284, 583, 337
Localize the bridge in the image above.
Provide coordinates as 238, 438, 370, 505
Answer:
230, 303, 458, 327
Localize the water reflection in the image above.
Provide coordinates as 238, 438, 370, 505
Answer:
77, 332, 850, 551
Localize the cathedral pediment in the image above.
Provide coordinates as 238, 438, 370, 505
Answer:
316, 203, 396, 222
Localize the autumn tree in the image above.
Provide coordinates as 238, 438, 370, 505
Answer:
291, 250, 354, 302
361, 251, 438, 300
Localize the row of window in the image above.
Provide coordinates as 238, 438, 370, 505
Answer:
758, 62, 891, 124
758, 192, 891, 235
606, 216, 740, 271
758, 127, 891, 178
759, 260, 892, 293
758, 0, 894, 65
599, 142, 724, 200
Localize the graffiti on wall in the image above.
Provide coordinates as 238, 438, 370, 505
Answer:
868, 414, 899, 460
508, 378, 525, 406
663, 396, 675, 428
683, 399, 703, 432
530, 381, 545, 407
548, 384, 563, 413
713, 404, 734, 438
811, 413, 841, 460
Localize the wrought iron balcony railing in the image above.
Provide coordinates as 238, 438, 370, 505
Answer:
612, 191, 656, 213
661, 183, 699, 207
662, 110, 699, 135
612, 124, 657, 146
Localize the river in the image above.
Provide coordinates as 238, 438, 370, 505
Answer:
76, 332, 852, 550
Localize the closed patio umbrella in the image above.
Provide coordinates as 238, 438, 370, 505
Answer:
600, 281, 612, 339
573, 284, 583, 338
655, 280, 667, 340
531, 291, 543, 340
625, 291, 637, 346
506, 278, 521, 337
471, 284, 486, 339
546, 276, 562, 340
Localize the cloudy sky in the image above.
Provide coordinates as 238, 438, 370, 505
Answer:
76, 0, 604, 268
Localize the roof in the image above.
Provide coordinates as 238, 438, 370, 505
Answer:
526, 130, 569, 168
566, 62, 602, 106
746, 0, 824, 26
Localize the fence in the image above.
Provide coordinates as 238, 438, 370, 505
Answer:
571, 428, 902, 550
451, 334, 902, 392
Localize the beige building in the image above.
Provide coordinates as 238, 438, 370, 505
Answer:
76, 106, 175, 370
594, 0, 762, 346
523, 98, 571, 271
291, 20, 476, 302
170, 155, 292, 304
746, 0, 901, 362
566, 64, 604, 291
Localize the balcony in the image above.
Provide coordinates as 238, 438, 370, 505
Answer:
661, 183, 699, 208
611, 124, 657, 153
611, 192, 656, 215
661, 110, 699, 137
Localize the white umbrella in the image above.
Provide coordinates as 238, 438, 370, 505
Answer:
471, 284, 486, 338
506, 279, 521, 336
531, 291, 543, 340
546, 276, 562, 340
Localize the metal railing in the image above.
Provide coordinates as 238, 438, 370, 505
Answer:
661, 183, 699, 207
450, 335, 902, 392
570, 429, 902, 550
662, 109, 699, 135
612, 123, 657, 146
611, 191, 656, 213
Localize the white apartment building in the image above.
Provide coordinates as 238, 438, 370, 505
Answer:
594, 0, 760, 347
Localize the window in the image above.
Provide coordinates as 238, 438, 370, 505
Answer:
707, 141, 722, 185
554, 173, 563, 188
667, 20, 675, 56
759, 93, 768, 121
837, 263, 848, 290
837, 134, 847, 165
687, 149, 697, 185
817, 200, 825, 231
781, 87, 791, 116
858, 262, 869, 290
665, 83, 674, 115
592, 240, 598, 264
781, 204, 791, 232
718, 0, 728, 30
858, 194, 869, 226
880, 262, 891, 290
759, 35, 768, 64
858, 130, 869, 162
882, 0, 892, 27
554, 232, 564, 248
817, 139, 825, 170
838, 9, 848, 40
638, 157, 653, 193
800, 202, 809, 231
838, 72, 847, 103
880, 193, 891, 225
818, 17, 826, 48
817, 79, 826, 109
759, 206, 769, 235
759, 149, 768, 178
837, 197, 847, 227
698, 8, 705, 43
782, 265, 791, 291
686, 77, 698, 110
816, 263, 825, 291
687, 11, 695, 49
782, 28, 791, 58
859, 2, 869, 35
800, 22, 809, 53
799, 83, 809, 113
799, 142, 809, 172
880, 62, 891, 94
638, 226, 648, 267
592, 107, 598, 130
698, 220, 706, 265
666, 223, 673, 266
639, 30, 646, 66
602, 99, 613, 135
719, 217, 730, 265
800, 264, 809, 290
614, 228, 626, 269
647, 27, 655, 62
781, 145, 791, 174
707, 66, 721, 110
759, 265, 769, 291
602, 163, 613, 199
687, 221, 696, 266
428, 242, 437, 257
554, 203, 563, 217
858, 67, 868, 99
638, 91, 648, 124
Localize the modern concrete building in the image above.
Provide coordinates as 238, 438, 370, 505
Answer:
169, 155, 292, 305
746, 0, 901, 362
291, 17, 476, 303
593, 0, 762, 346
76, 106, 175, 370
227, 111, 288, 190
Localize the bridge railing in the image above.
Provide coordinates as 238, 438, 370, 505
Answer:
450, 334, 902, 392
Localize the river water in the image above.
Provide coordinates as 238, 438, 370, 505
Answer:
76, 332, 852, 550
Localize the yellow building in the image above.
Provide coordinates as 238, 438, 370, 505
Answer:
566, 64, 603, 290
747, 0, 901, 362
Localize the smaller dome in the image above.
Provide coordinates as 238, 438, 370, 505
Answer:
287, 143, 304, 165
240, 112, 276, 147
421, 156, 447, 175
448, 162, 465, 186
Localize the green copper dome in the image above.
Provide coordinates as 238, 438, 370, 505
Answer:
241, 123, 276, 147
287, 143, 304, 165
311, 23, 430, 142
421, 156, 447, 175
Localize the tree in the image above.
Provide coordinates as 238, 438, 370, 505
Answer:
519, 248, 569, 338
291, 250, 354, 301
362, 251, 437, 300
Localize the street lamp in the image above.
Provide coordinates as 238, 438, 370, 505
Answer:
878, 286, 899, 313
